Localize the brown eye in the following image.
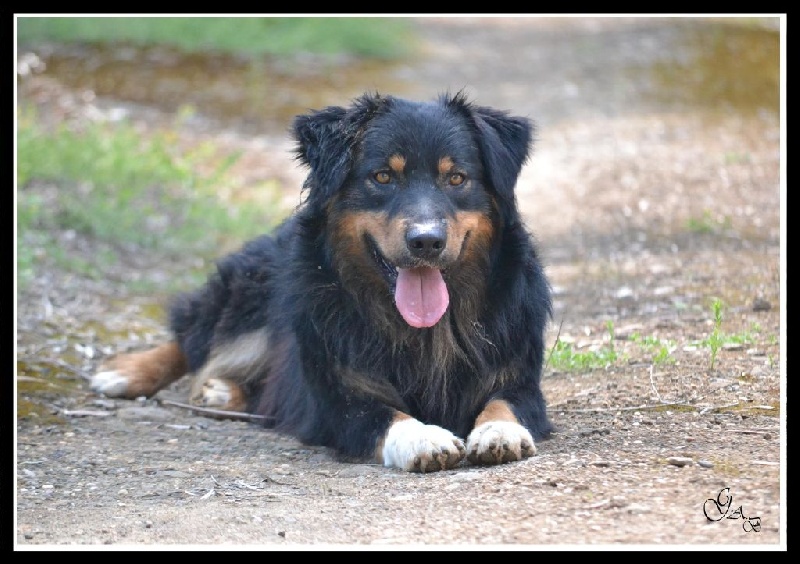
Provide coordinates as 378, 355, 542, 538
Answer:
448, 172, 466, 186
373, 171, 391, 185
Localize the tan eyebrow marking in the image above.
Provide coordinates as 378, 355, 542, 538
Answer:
438, 156, 455, 175
389, 154, 406, 174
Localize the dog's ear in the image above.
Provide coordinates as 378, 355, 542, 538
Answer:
447, 93, 533, 226
293, 94, 385, 212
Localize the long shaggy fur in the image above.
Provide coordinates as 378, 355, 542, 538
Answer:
97, 91, 554, 470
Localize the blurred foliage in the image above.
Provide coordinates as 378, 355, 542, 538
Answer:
16, 16, 416, 59
16, 107, 284, 290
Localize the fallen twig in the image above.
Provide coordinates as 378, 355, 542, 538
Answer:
543, 319, 564, 373
730, 429, 778, 437
158, 399, 271, 422
61, 409, 113, 418
649, 364, 663, 403
550, 402, 697, 414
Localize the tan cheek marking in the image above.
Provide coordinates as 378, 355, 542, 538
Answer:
374, 410, 413, 463
438, 156, 455, 175
349, 211, 407, 261
460, 210, 494, 241
380, 216, 409, 259
389, 154, 406, 174
332, 210, 372, 260
335, 210, 389, 244
330, 210, 409, 273
474, 399, 520, 428
448, 210, 494, 261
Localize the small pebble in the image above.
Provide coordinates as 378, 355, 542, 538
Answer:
752, 298, 771, 312
588, 460, 611, 467
697, 460, 714, 468
666, 456, 694, 467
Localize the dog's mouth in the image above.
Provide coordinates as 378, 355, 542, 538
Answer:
368, 238, 450, 329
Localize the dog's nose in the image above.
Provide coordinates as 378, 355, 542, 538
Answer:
406, 223, 447, 259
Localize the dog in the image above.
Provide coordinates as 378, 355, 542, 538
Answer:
91, 91, 553, 473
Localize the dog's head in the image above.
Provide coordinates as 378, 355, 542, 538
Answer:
293, 92, 533, 329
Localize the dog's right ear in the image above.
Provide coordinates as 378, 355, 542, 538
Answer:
293, 94, 385, 212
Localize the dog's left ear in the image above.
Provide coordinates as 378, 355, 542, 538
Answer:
448, 94, 533, 226
293, 94, 385, 213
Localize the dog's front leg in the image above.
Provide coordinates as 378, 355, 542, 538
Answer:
466, 399, 537, 465
377, 412, 466, 473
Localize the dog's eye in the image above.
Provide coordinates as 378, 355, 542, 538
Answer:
373, 171, 392, 185
448, 173, 466, 187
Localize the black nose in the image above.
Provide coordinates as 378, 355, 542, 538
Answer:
406, 223, 447, 259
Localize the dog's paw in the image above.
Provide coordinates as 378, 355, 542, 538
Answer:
190, 378, 247, 412
381, 418, 466, 473
466, 421, 536, 465
91, 370, 133, 397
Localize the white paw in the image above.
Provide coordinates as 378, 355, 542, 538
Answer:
192, 378, 235, 408
466, 421, 536, 465
90, 370, 131, 397
382, 418, 465, 473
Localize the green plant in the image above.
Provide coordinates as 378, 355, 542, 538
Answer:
547, 321, 621, 372
724, 151, 752, 164
630, 332, 677, 365
691, 298, 756, 371
686, 210, 732, 234
706, 297, 725, 370
605, 320, 616, 355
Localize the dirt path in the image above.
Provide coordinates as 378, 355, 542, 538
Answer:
15, 17, 784, 548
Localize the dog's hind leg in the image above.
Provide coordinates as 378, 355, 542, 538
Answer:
188, 376, 248, 413
91, 341, 188, 399
187, 331, 271, 413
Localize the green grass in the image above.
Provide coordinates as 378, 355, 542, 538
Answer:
16, 16, 415, 59
16, 107, 284, 290
548, 340, 620, 371
548, 321, 621, 372
547, 307, 774, 374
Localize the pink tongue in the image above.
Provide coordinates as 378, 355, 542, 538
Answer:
394, 267, 449, 328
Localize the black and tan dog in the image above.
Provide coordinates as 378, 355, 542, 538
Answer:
92, 92, 553, 472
